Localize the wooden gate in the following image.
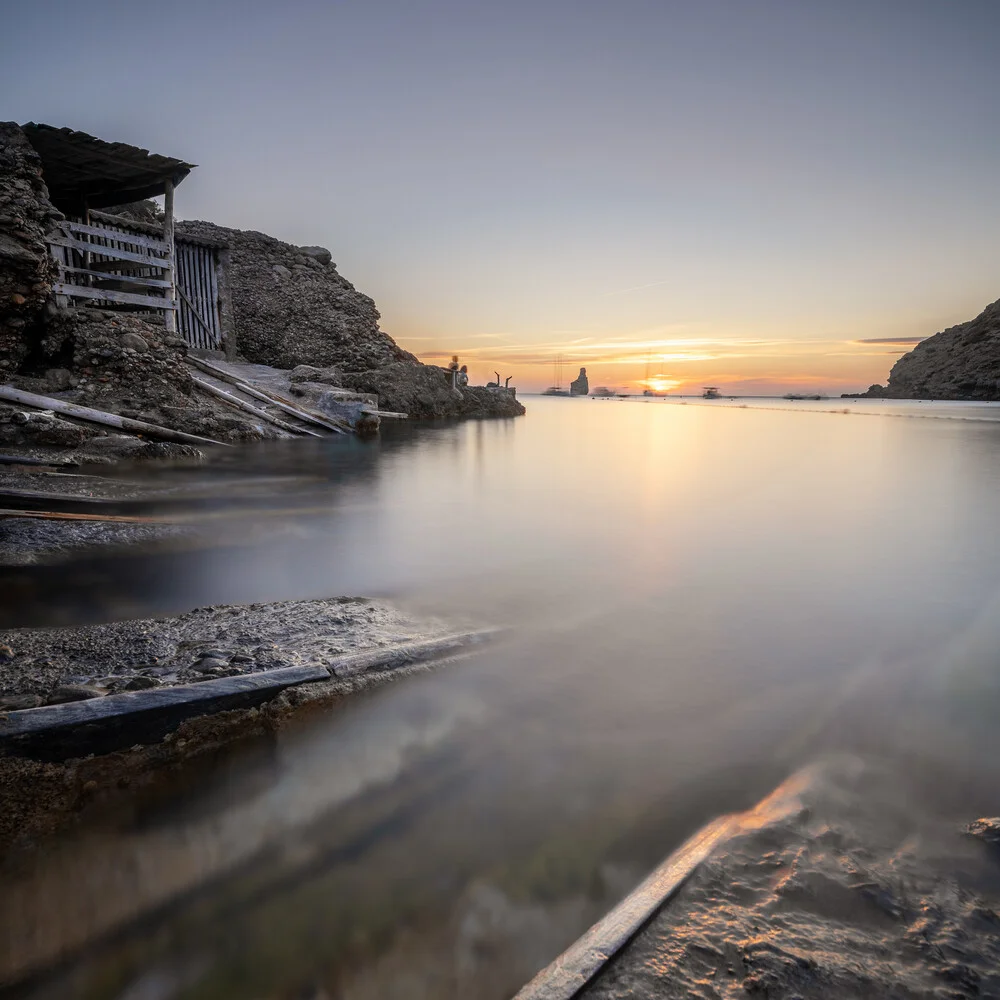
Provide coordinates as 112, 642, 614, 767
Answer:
175, 240, 223, 350
47, 212, 230, 353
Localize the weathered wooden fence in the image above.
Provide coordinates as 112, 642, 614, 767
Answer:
46, 213, 228, 352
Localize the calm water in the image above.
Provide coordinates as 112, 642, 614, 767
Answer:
5, 397, 1000, 999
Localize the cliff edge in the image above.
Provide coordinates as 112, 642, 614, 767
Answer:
862, 298, 1000, 400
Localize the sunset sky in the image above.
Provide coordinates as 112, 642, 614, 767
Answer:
4, 1, 998, 393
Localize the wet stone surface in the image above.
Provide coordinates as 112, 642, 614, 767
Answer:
0, 597, 454, 705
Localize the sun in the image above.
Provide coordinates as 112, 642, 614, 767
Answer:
641, 375, 682, 393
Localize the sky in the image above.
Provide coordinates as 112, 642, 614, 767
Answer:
3, 0, 998, 393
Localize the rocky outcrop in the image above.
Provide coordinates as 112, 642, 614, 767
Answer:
175, 220, 416, 372
10, 309, 272, 445
0, 123, 60, 379
863, 298, 1000, 400
340, 362, 526, 419
570, 367, 588, 396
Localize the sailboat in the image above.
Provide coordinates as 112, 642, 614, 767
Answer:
542, 355, 570, 396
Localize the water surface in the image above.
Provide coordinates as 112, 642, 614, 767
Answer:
5, 397, 1000, 999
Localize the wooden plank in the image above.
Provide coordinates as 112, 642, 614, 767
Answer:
0, 666, 329, 741
86, 258, 165, 275
0, 385, 226, 447
327, 630, 500, 678
55, 220, 168, 253
0, 508, 175, 524
189, 373, 320, 437
512, 816, 741, 1000
187, 358, 347, 433
178, 281, 219, 347
47, 237, 168, 269
56, 264, 173, 290
163, 179, 177, 335
52, 282, 176, 310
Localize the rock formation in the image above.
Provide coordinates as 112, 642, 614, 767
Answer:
861, 298, 1000, 400
340, 363, 525, 419
0, 121, 525, 462
0, 123, 61, 379
570, 367, 588, 396
175, 220, 415, 373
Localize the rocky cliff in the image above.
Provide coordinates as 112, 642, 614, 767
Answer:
863, 298, 1000, 400
175, 220, 415, 372
0, 123, 60, 379
175, 219, 525, 419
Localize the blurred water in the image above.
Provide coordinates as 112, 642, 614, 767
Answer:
5, 397, 1000, 1000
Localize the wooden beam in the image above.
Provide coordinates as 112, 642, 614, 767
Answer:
186, 357, 347, 434
85, 259, 168, 275
0, 385, 226, 447
162, 179, 176, 334
52, 282, 176, 310
327, 629, 500, 678
176, 285, 215, 338
54, 220, 169, 253
47, 237, 169, 270
0, 666, 329, 743
56, 265, 173, 290
189, 373, 321, 437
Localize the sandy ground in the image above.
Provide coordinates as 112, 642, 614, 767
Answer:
578, 758, 1000, 1000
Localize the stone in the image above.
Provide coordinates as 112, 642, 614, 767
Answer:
290, 364, 343, 387
299, 245, 333, 265
119, 332, 148, 353
0, 693, 43, 710
197, 648, 231, 660
570, 366, 589, 396
194, 657, 229, 673
123, 675, 162, 691
0, 645, 13, 663
966, 817, 1000, 847
230, 653, 254, 663
44, 367, 73, 391
272, 264, 292, 279
47, 684, 108, 704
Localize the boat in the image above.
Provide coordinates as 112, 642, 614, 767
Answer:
702, 386, 721, 399
783, 393, 825, 401
542, 355, 570, 396
592, 386, 615, 397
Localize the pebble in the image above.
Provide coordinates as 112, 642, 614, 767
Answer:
0, 693, 43, 710
230, 653, 254, 664
197, 649, 231, 661
47, 684, 108, 704
194, 658, 229, 673
123, 675, 162, 691
0, 646, 14, 663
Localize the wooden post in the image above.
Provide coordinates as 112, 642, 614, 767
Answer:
162, 179, 177, 333
81, 200, 91, 287
216, 246, 237, 358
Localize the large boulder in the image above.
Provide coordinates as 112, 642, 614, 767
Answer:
570, 366, 589, 396
866, 298, 1000, 400
340, 362, 526, 419
0, 123, 61, 377
175, 220, 416, 372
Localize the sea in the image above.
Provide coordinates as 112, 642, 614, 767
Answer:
4, 395, 1000, 999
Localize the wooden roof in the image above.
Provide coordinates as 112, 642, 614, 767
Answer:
20, 123, 195, 213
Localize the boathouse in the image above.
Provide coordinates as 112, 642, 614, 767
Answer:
20, 123, 233, 353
